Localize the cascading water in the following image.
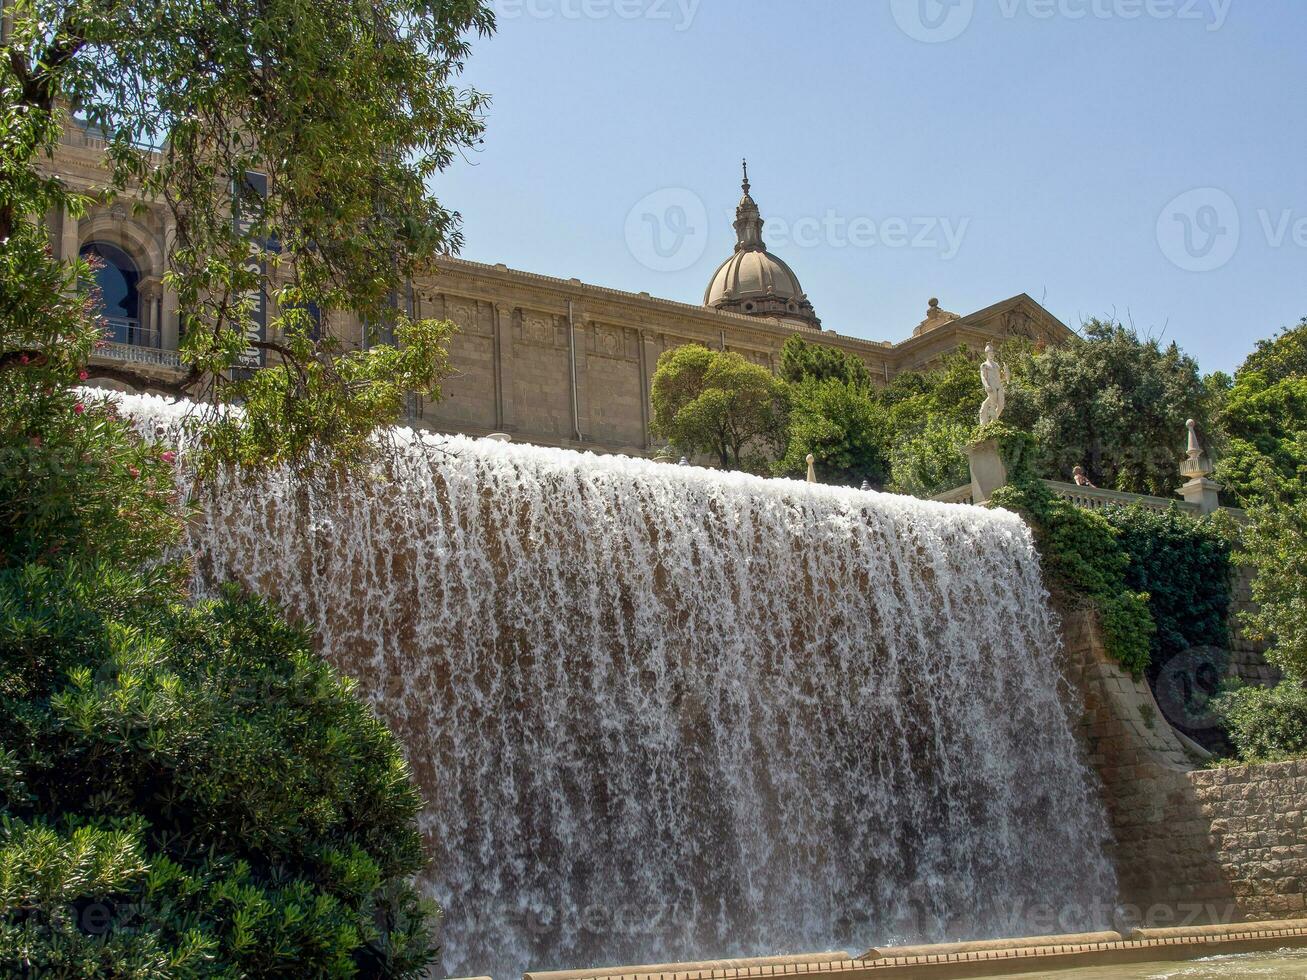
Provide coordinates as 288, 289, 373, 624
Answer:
118, 392, 1116, 980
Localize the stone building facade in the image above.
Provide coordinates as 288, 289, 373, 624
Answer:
46, 129, 1073, 456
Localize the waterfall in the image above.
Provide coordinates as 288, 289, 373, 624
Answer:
117, 393, 1116, 980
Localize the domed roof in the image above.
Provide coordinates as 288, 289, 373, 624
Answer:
703, 162, 821, 331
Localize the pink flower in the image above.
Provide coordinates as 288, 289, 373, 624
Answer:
78, 370, 89, 381
128, 466, 141, 479
19, 355, 29, 365
73, 402, 85, 415
161, 451, 177, 465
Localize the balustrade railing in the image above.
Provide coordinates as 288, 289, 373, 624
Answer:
97, 342, 183, 369
933, 484, 976, 506
1043, 480, 1201, 515
934, 479, 1202, 516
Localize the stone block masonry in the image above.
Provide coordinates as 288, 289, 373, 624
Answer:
1063, 593, 1307, 925
1189, 761, 1307, 920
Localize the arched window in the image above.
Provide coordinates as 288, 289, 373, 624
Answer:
81, 241, 150, 347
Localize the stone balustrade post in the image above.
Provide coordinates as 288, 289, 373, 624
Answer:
1177, 419, 1222, 514
967, 439, 1008, 505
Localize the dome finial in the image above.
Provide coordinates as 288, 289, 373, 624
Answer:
733, 161, 765, 252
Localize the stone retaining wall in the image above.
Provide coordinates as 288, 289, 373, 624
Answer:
1189, 761, 1307, 919
1229, 565, 1281, 688
1061, 595, 1307, 924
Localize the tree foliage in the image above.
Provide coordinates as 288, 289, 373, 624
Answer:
1215, 319, 1307, 503
0, 566, 436, 977
778, 335, 871, 387
650, 345, 790, 472
0, 0, 500, 967
1, 356, 440, 973
1105, 506, 1231, 682
780, 378, 889, 487
1004, 319, 1213, 496
880, 348, 993, 496
1, 0, 493, 467
986, 427, 1154, 676
1233, 482, 1307, 680
1216, 679, 1307, 762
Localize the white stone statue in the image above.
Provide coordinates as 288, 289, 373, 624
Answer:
978, 344, 1010, 426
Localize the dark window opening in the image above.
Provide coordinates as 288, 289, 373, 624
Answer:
81, 242, 155, 347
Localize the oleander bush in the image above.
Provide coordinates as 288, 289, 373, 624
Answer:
1, 378, 438, 977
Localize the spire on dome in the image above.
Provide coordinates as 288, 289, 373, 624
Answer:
733, 159, 765, 253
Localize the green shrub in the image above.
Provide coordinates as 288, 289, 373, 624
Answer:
1216, 679, 1307, 762
0, 562, 436, 977
987, 426, 1154, 675
1102, 505, 1232, 680
0, 373, 438, 975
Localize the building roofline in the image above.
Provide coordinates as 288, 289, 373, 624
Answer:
429, 255, 899, 353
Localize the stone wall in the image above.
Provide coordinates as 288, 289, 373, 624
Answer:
1229, 565, 1281, 688
1189, 762, 1307, 920
1063, 596, 1307, 925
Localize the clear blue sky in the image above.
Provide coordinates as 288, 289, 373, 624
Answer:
434, 0, 1306, 375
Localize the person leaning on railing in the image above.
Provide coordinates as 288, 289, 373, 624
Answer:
1072, 466, 1097, 489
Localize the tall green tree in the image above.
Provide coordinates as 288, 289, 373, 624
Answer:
780, 377, 889, 487
778, 335, 871, 387
880, 347, 996, 496
1, 0, 499, 971
1210, 320, 1307, 762
1005, 319, 1211, 496
2, 0, 494, 467
1215, 318, 1307, 503
651, 345, 790, 472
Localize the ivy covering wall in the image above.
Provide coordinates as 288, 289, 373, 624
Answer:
983, 423, 1232, 680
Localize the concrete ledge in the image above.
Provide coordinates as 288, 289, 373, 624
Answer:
860, 931, 1124, 959
529, 919, 1307, 980
1130, 918, 1307, 941
524, 952, 852, 980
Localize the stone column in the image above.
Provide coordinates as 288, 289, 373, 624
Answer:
495, 304, 516, 433
160, 214, 179, 351
60, 206, 80, 262
139, 276, 166, 348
